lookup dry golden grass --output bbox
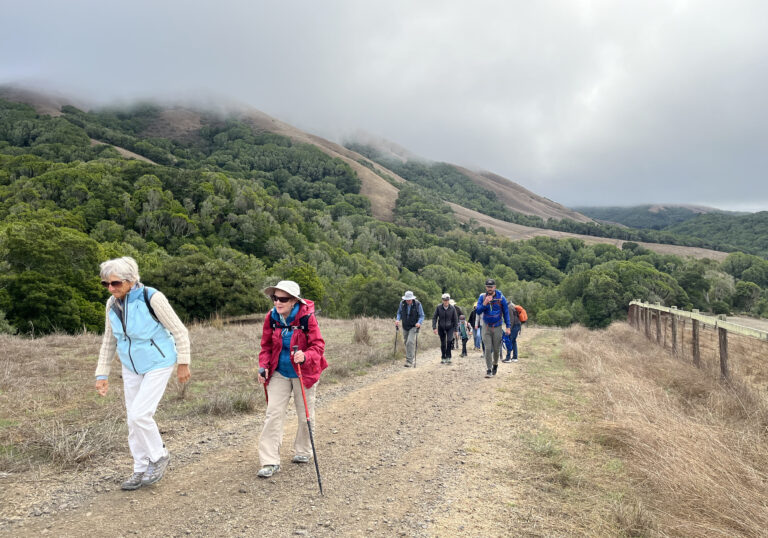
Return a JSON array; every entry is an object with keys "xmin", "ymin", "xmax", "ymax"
[
  {"xmin": 562, "ymin": 323, "xmax": 768, "ymax": 536},
  {"xmin": 0, "ymin": 316, "xmax": 439, "ymax": 472}
]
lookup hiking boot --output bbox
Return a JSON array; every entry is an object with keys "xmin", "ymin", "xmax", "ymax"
[
  {"xmin": 141, "ymin": 453, "xmax": 170, "ymax": 486},
  {"xmin": 404, "ymin": 362, "xmax": 412, "ymax": 367},
  {"xmin": 501, "ymin": 358, "xmax": 512, "ymax": 363},
  {"xmin": 492, "ymin": 364, "xmax": 498, "ymax": 376},
  {"xmin": 445, "ymin": 359, "xmax": 452, "ymax": 365},
  {"xmin": 121, "ymin": 472, "xmax": 144, "ymax": 491},
  {"xmin": 257, "ymin": 464, "xmax": 280, "ymax": 478},
  {"xmin": 292, "ymin": 454, "xmax": 310, "ymax": 464},
  {"xmin": 485, "ymin": 370, "xmax": 492, "ymax": 378}
]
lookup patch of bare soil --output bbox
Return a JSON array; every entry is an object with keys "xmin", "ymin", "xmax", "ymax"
[
  {"xmin": 89, "ymin": 139, "xmax": 158, "ymax": 164},
  {"xmin": 1, "ymin": 328, "xmax": 629, "ymax": 537}
]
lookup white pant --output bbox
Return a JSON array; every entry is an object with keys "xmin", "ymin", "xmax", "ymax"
[
  {"xmin": 122, "ymin": 364, "xmax": 173, "ymax": 472},
  {"xmin": 259, "ymin": 372, "xmax": 317, "ymax": 466}
]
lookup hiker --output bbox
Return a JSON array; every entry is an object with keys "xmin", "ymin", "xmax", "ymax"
[
  {"xmin": 432, "ymin": 293, "xmax": 459, "ymax": 364},
  {"xmin": 458, "ymin": 314, "xmax": 471, "ymax": 357},
  {"xmin": 256, "ymin": 280, "xmax": 327, "ymax": 479},
  {"xmin": 94, "ymin": 256, "xmax": 191, "ymax": 490},
  {"xmin": 476, "ymin": 278, "xmax": 511, "ymax": 378},
  {"xmin": 468, "ymin": 305, "xmax": 482, "ymax": 351},
  {"xmin": 450, "ymin": 300, "xmax": 464, "ymax": 349},
  {"xmin": 395, "ymin": 290, "xmax": 425, "ymax": 367},
  {"xmin": 502, "ymin": 302, "xmax": 523, "ymax": 363}
]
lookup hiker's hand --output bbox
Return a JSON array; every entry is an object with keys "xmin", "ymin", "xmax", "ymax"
[
  {"xmin": 433, "ymin": 328, "xmax": 437, "ymax": 335},
  {"xmin": 257, "ymin": 368, "xmax": 268, "ymax": 385},
  {"xmin": 415, "ymin": 322, "xmax": 421, "ymax": 328},
  {"xmin": 505, "ymin": 327, "xmax": 511, "ymax": 336},
  {"xmin": 483, "ymin": 294, "xmax": 492, "ymax": 305},
  {"xmin": 293, "ymin": 350, "xmax": 305, "ymax": 364},
  {"xmin": 95, "ymin": 379, "xmax": 109, "ymax": 397},
  {"xmin": 394, "ymin": 320, "xmax": 399, "ymax": 327},
  {"xmin": 177, "ymin": 364, "xmax": 191, "ymax": 384}
]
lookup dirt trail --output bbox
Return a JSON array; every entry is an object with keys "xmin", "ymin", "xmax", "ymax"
[{"xmin": 5, "ymin": 329, "xmax": 590, "ymax": 537}]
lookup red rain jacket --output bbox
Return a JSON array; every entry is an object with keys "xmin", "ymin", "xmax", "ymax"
[{"xmin": 259, "ymin": 299, "xmax": 327, "ymax": 389}]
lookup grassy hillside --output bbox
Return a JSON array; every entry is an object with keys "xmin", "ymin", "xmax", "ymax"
[{"xmin": 345, "ymin": 142, "xmax": 738, "ymax": 253}]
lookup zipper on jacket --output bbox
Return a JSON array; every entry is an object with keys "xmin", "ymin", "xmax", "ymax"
[{"xmin": 150, "ymin": 338, "xmax": 166, "ymax": 358}]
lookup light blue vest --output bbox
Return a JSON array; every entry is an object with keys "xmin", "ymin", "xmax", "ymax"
[{"xmin": 108, "ymin": 285, "xmax": 177, "ymax": 374}]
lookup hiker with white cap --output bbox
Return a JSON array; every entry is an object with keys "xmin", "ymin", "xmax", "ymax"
[
  {"xmin": 256, "ymin": 280, "xmax": 327, "ymax": 479},
  {"xmin": 395, "ymin": 290, "xmax": 424, "ymax": 367},
  {"xmin": 432, "ymin": 293, "xmax": 459, "ymax": 364}
]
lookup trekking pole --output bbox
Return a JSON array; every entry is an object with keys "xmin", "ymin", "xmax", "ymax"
[
  {"xmin": 413, "ymin": 328, "xmax": 419, "ymax": 368},
  {"xmin": 293, "ymin": 346, "xmax": 323, "ymax": 495},
  {"xmin": 392, "ymin": 325, "xmax": 399, "ymax": 365}
]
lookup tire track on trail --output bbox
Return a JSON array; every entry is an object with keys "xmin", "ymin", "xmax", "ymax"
[{"xmin": 11, "ymin": 342, "xmax": 529, "ymax": 537}]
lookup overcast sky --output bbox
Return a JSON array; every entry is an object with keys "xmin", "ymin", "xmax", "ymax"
[{"xmin": 2, "ymin": 0, "xmax": 767, "ymax": 211}]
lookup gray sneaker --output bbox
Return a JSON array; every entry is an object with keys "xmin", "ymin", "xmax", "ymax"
[
  {"xmin": 257, "ymin": 464, "xmax": 281, "ymax": 478},
  {"xmin": 292, "ymin": 454, "xmax": 310, "ymax": 464},
  {"xmin": 121, "ymin": 471, "xmax": 144, "ymax": 490},
  {"xmin": 485, "ymin": 370, "xmax": 492, "ymax": 378},
  {"xmin": 141, "ymin": 453, "xmax": 170, "ymax": 486}
]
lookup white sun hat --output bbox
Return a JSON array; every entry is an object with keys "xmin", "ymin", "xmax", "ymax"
[{"xmin": 263, "ymin": 280, "xmax": 307, "ymax": 305}]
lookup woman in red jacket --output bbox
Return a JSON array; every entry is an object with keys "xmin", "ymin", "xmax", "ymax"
[{"xmin": 256, "ymin": 280, "xmax": 327, "ymax": 478}]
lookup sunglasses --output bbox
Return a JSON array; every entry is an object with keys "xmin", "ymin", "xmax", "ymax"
[
  {"xmin": 101, "ymin": 280, "xmax": 126, "ymax": 288},
  {"xmin": 271, "ymin": 295, "xmax": 293, "ymax": 303}
]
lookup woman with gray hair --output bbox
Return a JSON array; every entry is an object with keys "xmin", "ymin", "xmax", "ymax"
[{"xmin": 94, "ymin": 256, "xmax": 191, "ymax": 490}]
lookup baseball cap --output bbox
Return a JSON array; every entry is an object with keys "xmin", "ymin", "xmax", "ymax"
[
  {"xmin": 485, "ymin": 278, "xmax": 496, "ymax": 286},
  {"xmin": 441, "ymin": 293, "xmax": 450, "ymax": 300}
]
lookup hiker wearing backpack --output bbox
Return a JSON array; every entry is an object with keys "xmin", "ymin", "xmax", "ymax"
[
  {"xmin": 450, "ymin": 299, "xmax": 463, "ymax": 349},
  {"xmin": 256, "ymin": 280, "xmax": 327, "ymax": 479},
  {"xmin": 468, "ymin": 305, "xmax": 482, "ymax": 351},
  {"xmin": 476, "ymin": 278, "xmax": 511, "ymax": 378},
  {"xmin": 395, "ymin": 290, "xmax": 425, "ymax": 368},
  {"xmin": 502, "ymin": 303, "xmax": 525, "ymax": 363},
  {"xmin": 94, "ymin": 256, "xmax": 191, "ymax": 491},
  {"xmin": 458, "ymin": 314, "xmax": 471, "ymax": 357},
  {"xmin": 432, "ymin": 293, "xmax": 459, "ymax": 364}
]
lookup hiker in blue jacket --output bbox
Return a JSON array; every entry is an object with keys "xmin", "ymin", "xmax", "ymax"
[{"xmin": 476, "ymin": 278, "xmax": 511, "ymax": 378}]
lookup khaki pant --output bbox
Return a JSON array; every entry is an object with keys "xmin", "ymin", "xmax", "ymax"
[
  {"xmin": 259, "ymin": 372, "xmax": 317, "ymax": 466},
  {"xmin": 402, "ymin": 327, "xmax": 419, "ymax": 364},
  {"xmin": 482, "ymin": 324, "xmax": 504, "ymax": 371}
]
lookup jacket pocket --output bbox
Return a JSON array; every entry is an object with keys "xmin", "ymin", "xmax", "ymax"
[{"xmin": 150, "ymin": 338, "xmax": 167, "ymax": 358}]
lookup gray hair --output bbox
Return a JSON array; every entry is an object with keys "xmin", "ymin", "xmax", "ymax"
[{"xmin": 99, "ymin": 256, "xmax": 140, "ymax": 283}]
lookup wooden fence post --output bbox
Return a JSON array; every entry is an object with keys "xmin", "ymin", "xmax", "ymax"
[
  {"xmin": 656, "ymin": 309, "xmax": 662, "ymax": 345},
  {"xmin": 718, "ymin": 326, "xmax": 729, "ymax": 379},
  {"xmin": 644, "ymin": 307, "xmax": 651, "ymax": 338},
  {"xmin": 671, "ymin": 310, "xmax": 678, "ymax": 356},
  {"xmin": 692, "ymin": 318, "xmax": 700, "ymax": 367},
  {"xmin": 680, "ymin": 319, "xmax": 685, "ymax": 357}
]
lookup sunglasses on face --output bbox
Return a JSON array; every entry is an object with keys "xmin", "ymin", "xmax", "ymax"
[
  {"xmin": 101, "ymin": 280, "xmax": 126, "ymax": 288},
  {"xmin": 271, "ymin": 295, "xmax": 292, "ymax": 303}
]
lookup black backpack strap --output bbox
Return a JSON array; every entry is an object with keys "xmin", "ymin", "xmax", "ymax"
[
  {"xmin": 143, "ymin": 286, "xmax": 159, "ymax": 323},
  {"xmin": 298, "ymin": 314, "xmax": 312, "ymax": 335},
  {"xmin": 270, "ymin": 313, "xmax": 312, "ymax": 335}
]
